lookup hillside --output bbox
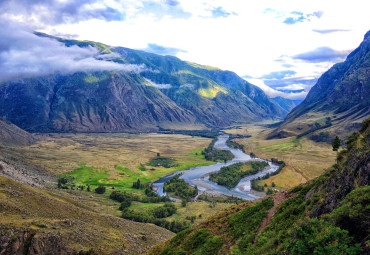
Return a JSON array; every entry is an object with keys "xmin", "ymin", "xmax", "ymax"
[
  {"xmin": 151, "ymin": 117, "xmax": 370, "ymax": 254},
  {"xmin": 271, "ymin": 97, "xmax": 296, "ymax": 113},
  {"xmin": 270, "ymin": 31, "xmax": 370, "ymax": 140},
  {"xmin": 0, "ymin": 118, "xmax": 36, "ymax": 146},
  {"xmin": 0, "ymin": 33, "xmax": 287, "ymax": 132}
]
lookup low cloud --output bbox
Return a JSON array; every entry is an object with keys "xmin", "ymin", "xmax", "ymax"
[
  {"xmin": 144, "ymin": 78, "xmax": 172, "ymax": 89},
  {"xmin": 292, "ymin": 47, "xmax": 351, "ymax": 63},
  {"xmin": 142, "ymin": 43, "xmax": 187, "ymax": 56},
  {"xmin": 0, "ymin": 21, "xmax": 146, "ymax": 82},
  {"xmin": 312, "ymin": 29, "xmax": 351, "ymax": 34},
  {"xmin": 247, "ymin": 78, "xmax": 308, "ymax": 100},
  {"xmin": 0, "ymin": 0, "xmax": 124, "ymax": 25}
]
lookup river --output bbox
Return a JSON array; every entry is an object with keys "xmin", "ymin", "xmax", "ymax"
[{"xmin": 152, "ymin": 135, "xmax": 279, "ymax": 200}]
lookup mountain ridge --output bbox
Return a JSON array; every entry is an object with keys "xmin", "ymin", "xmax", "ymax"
[
  {"xmin": 269, "ymin": 30, "xmax": 370, "ymax": 140},
  {"xmin": 0, "ymin": 33, "xmax": 287, "ymax": 132}
]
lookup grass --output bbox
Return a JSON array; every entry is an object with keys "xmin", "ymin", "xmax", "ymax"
[
  {"xmin": 0, "ymin": 175, "xmax": 174, "ymax": 254},
  {"xmin": 223, "ymin": 123, "xmax": 336, "ymax": 190}
]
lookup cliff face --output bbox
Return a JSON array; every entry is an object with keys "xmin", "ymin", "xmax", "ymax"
[
  {"xmin": 0, "ymin": 34, "xmax": 288, "ymax": 133},
  {"xmin": 151, "ymin": 118, "xmax": 370, "ymax": 255},
  {"xmin": 270, "ymin": 31, "xmax": 370, "ymax": 139}
]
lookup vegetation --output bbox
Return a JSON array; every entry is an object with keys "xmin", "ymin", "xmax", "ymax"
[
  {"xmin": 202, "ymin": 138, "xmax": 234, "ymax": 162},
  {"xmin": 296, "ymin": 117, "xmax": 332, "ymax": 139},
  {"xmin": 209, "ymin": 161, "xmax": 269, "ymax": 189},
  {"xmin": 197, "ymin": 193, "xmax": 246, "ymax": 204},
  {"xmin": 94, "ymin": 186, "xmax": 106, "ymax": 194},
  {"xmin": 251, "ymin": 159, "xmax": 285, "ymax": 192},
  {"xmin": 163, "ymin": 174, "xmax": 198, "ymax": 201},
  {"xmin": 148, "ymin": 157, "xmax": 177, "ymax": 168},
  {"xmin": 226, "ymin": 138, "xmax": 245, "ymax": 152},
  {"xmin": 152, "ymin": 118, "xmax": 370, "ymax": 255},
  {"xmin": 121, "ymin": 203, "xmax": 189, "ymax": 233}
]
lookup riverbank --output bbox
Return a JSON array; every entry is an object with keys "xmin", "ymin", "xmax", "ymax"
[{"xmin": 153, "ymin": 135, "xmax": 280, "ymax": 201}]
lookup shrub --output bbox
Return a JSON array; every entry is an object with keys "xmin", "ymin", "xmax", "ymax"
[{"xmin": 94, "ymin": 186, "xmax": 106, "ymax": 194}]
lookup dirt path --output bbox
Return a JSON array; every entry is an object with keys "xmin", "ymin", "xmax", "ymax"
[{"xmin": 254, "ymin": 191, "xmax": 293, "ymax": 241}]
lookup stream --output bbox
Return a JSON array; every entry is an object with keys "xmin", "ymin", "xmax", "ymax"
[{"xmin": 152, "ymin": 135, "xmax": 279, "ymax": 200}]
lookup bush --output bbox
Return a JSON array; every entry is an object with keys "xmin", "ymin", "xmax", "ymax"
[
  {"xmin": 287, "ymin": 218, "xmax": 361, "ymax": 254},
  {"xmin": 94, "ymin": 186, "xmax": 106, "ymax": 194}
]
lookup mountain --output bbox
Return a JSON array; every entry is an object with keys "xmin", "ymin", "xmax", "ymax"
[
  {"xmin": 150, "ymin": 118, "xmax": 370, "ymax": 254},
  {"xmin": 271, "ymin": 96, "xmax": 296, "ymax": 113},
  {"xmin": 0, "ymin": 118, "xmax": 36, "ymax": 146},
  {"xmin": 0, "ymin": 33, "xmax": 287, "ymax": 133},
  {"xmin": 269, "ymin": 31, "xmax": 370, "ymax": 139}
]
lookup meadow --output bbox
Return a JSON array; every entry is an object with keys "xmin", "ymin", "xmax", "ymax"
[{"xmin": 224, "ymin": 123, "xmax": 336, "ymax": 190}]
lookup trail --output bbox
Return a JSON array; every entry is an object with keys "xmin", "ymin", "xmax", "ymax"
[{"xmin": 254, "ymin": 191, "xmax": 293, "ymax": 241}]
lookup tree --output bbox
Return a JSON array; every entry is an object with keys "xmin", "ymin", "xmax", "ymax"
[{"xmin": 332, "ymin": 136, "xmax": 341, "ymax": 152}]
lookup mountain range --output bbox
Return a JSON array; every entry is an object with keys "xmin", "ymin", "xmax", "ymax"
[
  {"xmin": 270, "ymin": 30, "xmax": 370, "ymax": 140},
  {"xmin": 0, "ymin": 33, "xmax": 288, "ymax": 133}
]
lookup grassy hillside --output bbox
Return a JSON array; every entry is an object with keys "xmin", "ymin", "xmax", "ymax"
[
  {"xmin": 0, "ymin": 175, "xmax": 174, "ymax": 254},
  {"xmin": 152, "ymin": 118, "xmax": 370, "ymax": 254}
]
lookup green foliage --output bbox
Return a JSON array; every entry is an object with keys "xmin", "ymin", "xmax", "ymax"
[
  {"xmin": 94, "ymin": 186, "xmax": 106, "ymax": 194},
  {"xmin": 226, "ymin": 138, "xmax": 245, "ymax": 152},
  {"xmin": 332, "ymin": 136, "xmax": 341, "ymax": 151},
  {"xmin": 331, "ymin": 186, "xmax": 370, "ymax": 242},
  {"xmin": 209, "ymin": 161, "xmax": 268, "ymax": 189},
  {"xmin": 202, "ymin": 138, "xmax": 234, "ymax": 162},
  {"xmin": 164, "ymin": 174, "xmax": 198, "ymax": 200},
  {"xmin": 148, "ymin": 157, "xmax": 177, "ymax": 168},
  {"xmin": 286, "ymin": 218, "xmax": 361, "ymax": 254},
  {"xmin": 121, "ymin": 203, "xmax": 188, "ymax": 233}
]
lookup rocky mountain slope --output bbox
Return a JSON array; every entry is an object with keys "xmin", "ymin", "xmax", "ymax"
[
  {"xmin": 151, "ymin": 117, "xmax": 370, "ymax": 254},
  {"xmin": 0, "ymin": 118, "xmax": 36, "ymax": 146},
  {"xmin": 270, "ymin": 31, "xmax": 370, "ymax": 140},
  {"xmin": 271, "ymin": 96, "xmax": 296, "ymax": 113},
  {"xmin": 0, "ymin": 33, "xmax": 287, "ymax": 132}
]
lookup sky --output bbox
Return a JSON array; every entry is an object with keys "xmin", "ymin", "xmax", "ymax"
[{"xmin": 0, "ymin": 0, "xmax": 369, "ymax": 100}]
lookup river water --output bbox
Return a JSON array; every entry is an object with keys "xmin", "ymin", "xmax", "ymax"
[{"xmin": 152, "ymin": 135, "xmax": 279, "ymax": 200}]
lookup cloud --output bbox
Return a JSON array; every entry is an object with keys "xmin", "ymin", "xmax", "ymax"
[
  {"xmin": 211, "ymin": 7, "xmax": 232, "ymax": 18},
  {"xmin": 260, "ymin": 70, "xmax": 296, "ymax": 79},
  {"xmin": 141, "ymin": 1, "xmax": 191, "ymax": 20},
  {"xmin": 292, "ymin": 47, "xmax": 351, "ymax": 63},
  {"xmin": 283, "ymin": 10, "xmax": 323, "ymax": 25},
  {"xmin": 144, "ymin": 78, "xmax": 172, "ymax": 89},
  {"xmin": 0, "ymin": 21, "xmax": 146, "ymax": 82},
  {"xmin": 247, "ymin": 78, "xmax": 308, "ymax": 100},
  {"xmin": 165, "ymin": 0, "xmax": 180, "ymax": 7},
  {"xmin": 142, "ymin": 43, "xmax": 187, "ymax": 56},
  {"xmin": 312, "ymin": 29, "xmax": 351, "ymax": 34},
  {"xmin": 0, "ymin": 0, "xmax": 124, "ymax": 26},
  {"xmin": 263, "ymin": 77, "xmax": 318, "ymax": 88}
]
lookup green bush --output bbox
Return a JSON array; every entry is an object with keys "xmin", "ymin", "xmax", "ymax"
[
  {"xmin": 287, "ymin": 218, "xmax": 361, "ymax": 254},
  {"xmin": 94, "ymin": 186, "xmax": 106, "ymax": 194}
]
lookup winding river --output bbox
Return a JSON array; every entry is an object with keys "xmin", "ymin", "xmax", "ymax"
[{"xmin": 152, "ymin": 135, "xmax": 279, "ymax": 200}]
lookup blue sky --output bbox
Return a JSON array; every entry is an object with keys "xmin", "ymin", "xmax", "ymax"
[{"xmin": 1, "ymin": 0, "xmax": 369, "ymax": 100}]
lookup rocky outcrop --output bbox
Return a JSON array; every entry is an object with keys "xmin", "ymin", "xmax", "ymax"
[{"xmin": 0, "ymin": 230, "xmax": 71, "ymax": 255}]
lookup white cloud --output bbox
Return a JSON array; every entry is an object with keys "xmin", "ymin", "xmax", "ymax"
[
  {"xmin": 248, "ymin": 79, "xmax": 308, "ymax": 100},
  {"xmin": 1, "ymin": 0, "xmax": 369, "ymax": 100},
  {"xmin": 0, "ymin": 21, "xmax": 147, "ymax": 82},
  {"xmin": 144, "ymin": 78, "xmax": 172, "ymax": 89}
]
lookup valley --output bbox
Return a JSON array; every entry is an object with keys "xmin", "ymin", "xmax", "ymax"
[{"xmin": 0, "ymin": 19, "xmax": 368, "ymax": 254}]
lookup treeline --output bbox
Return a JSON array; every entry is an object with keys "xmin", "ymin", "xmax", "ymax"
[
  {"xmin": 202, "ymin": 138, "xmax": 234, "ymax": 162},
  {"xmin": 226, "ymin": 138, "xmax": 245, "ymax": 152},
  {"xmin": 209, "ymin": 161, "xmax": 269, "ymax": 189},
  {"xmin": 297, "ymin": 117, "xmax": 332, "ymax": 139},
  {"xmin": 110, "ymin": 188, "xmax": 171, "ymax": 210},
  {"xmin": 197, "ymin": 193, "xmax": 246, "ymax": 204},
  {"xmin": 163, "ymin": 174, "xmax": 198, "ymax": 201},
  {"xmin": 121, "ymin": 203, "xmax": 189, "ymax": 233},
  {"xmin": 251, "ymin": 158, "xmax": 286, "ymax": 192},
  {"xmin": 158, "ymin": 129, "xmax": 219, "ymax": 138}
]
